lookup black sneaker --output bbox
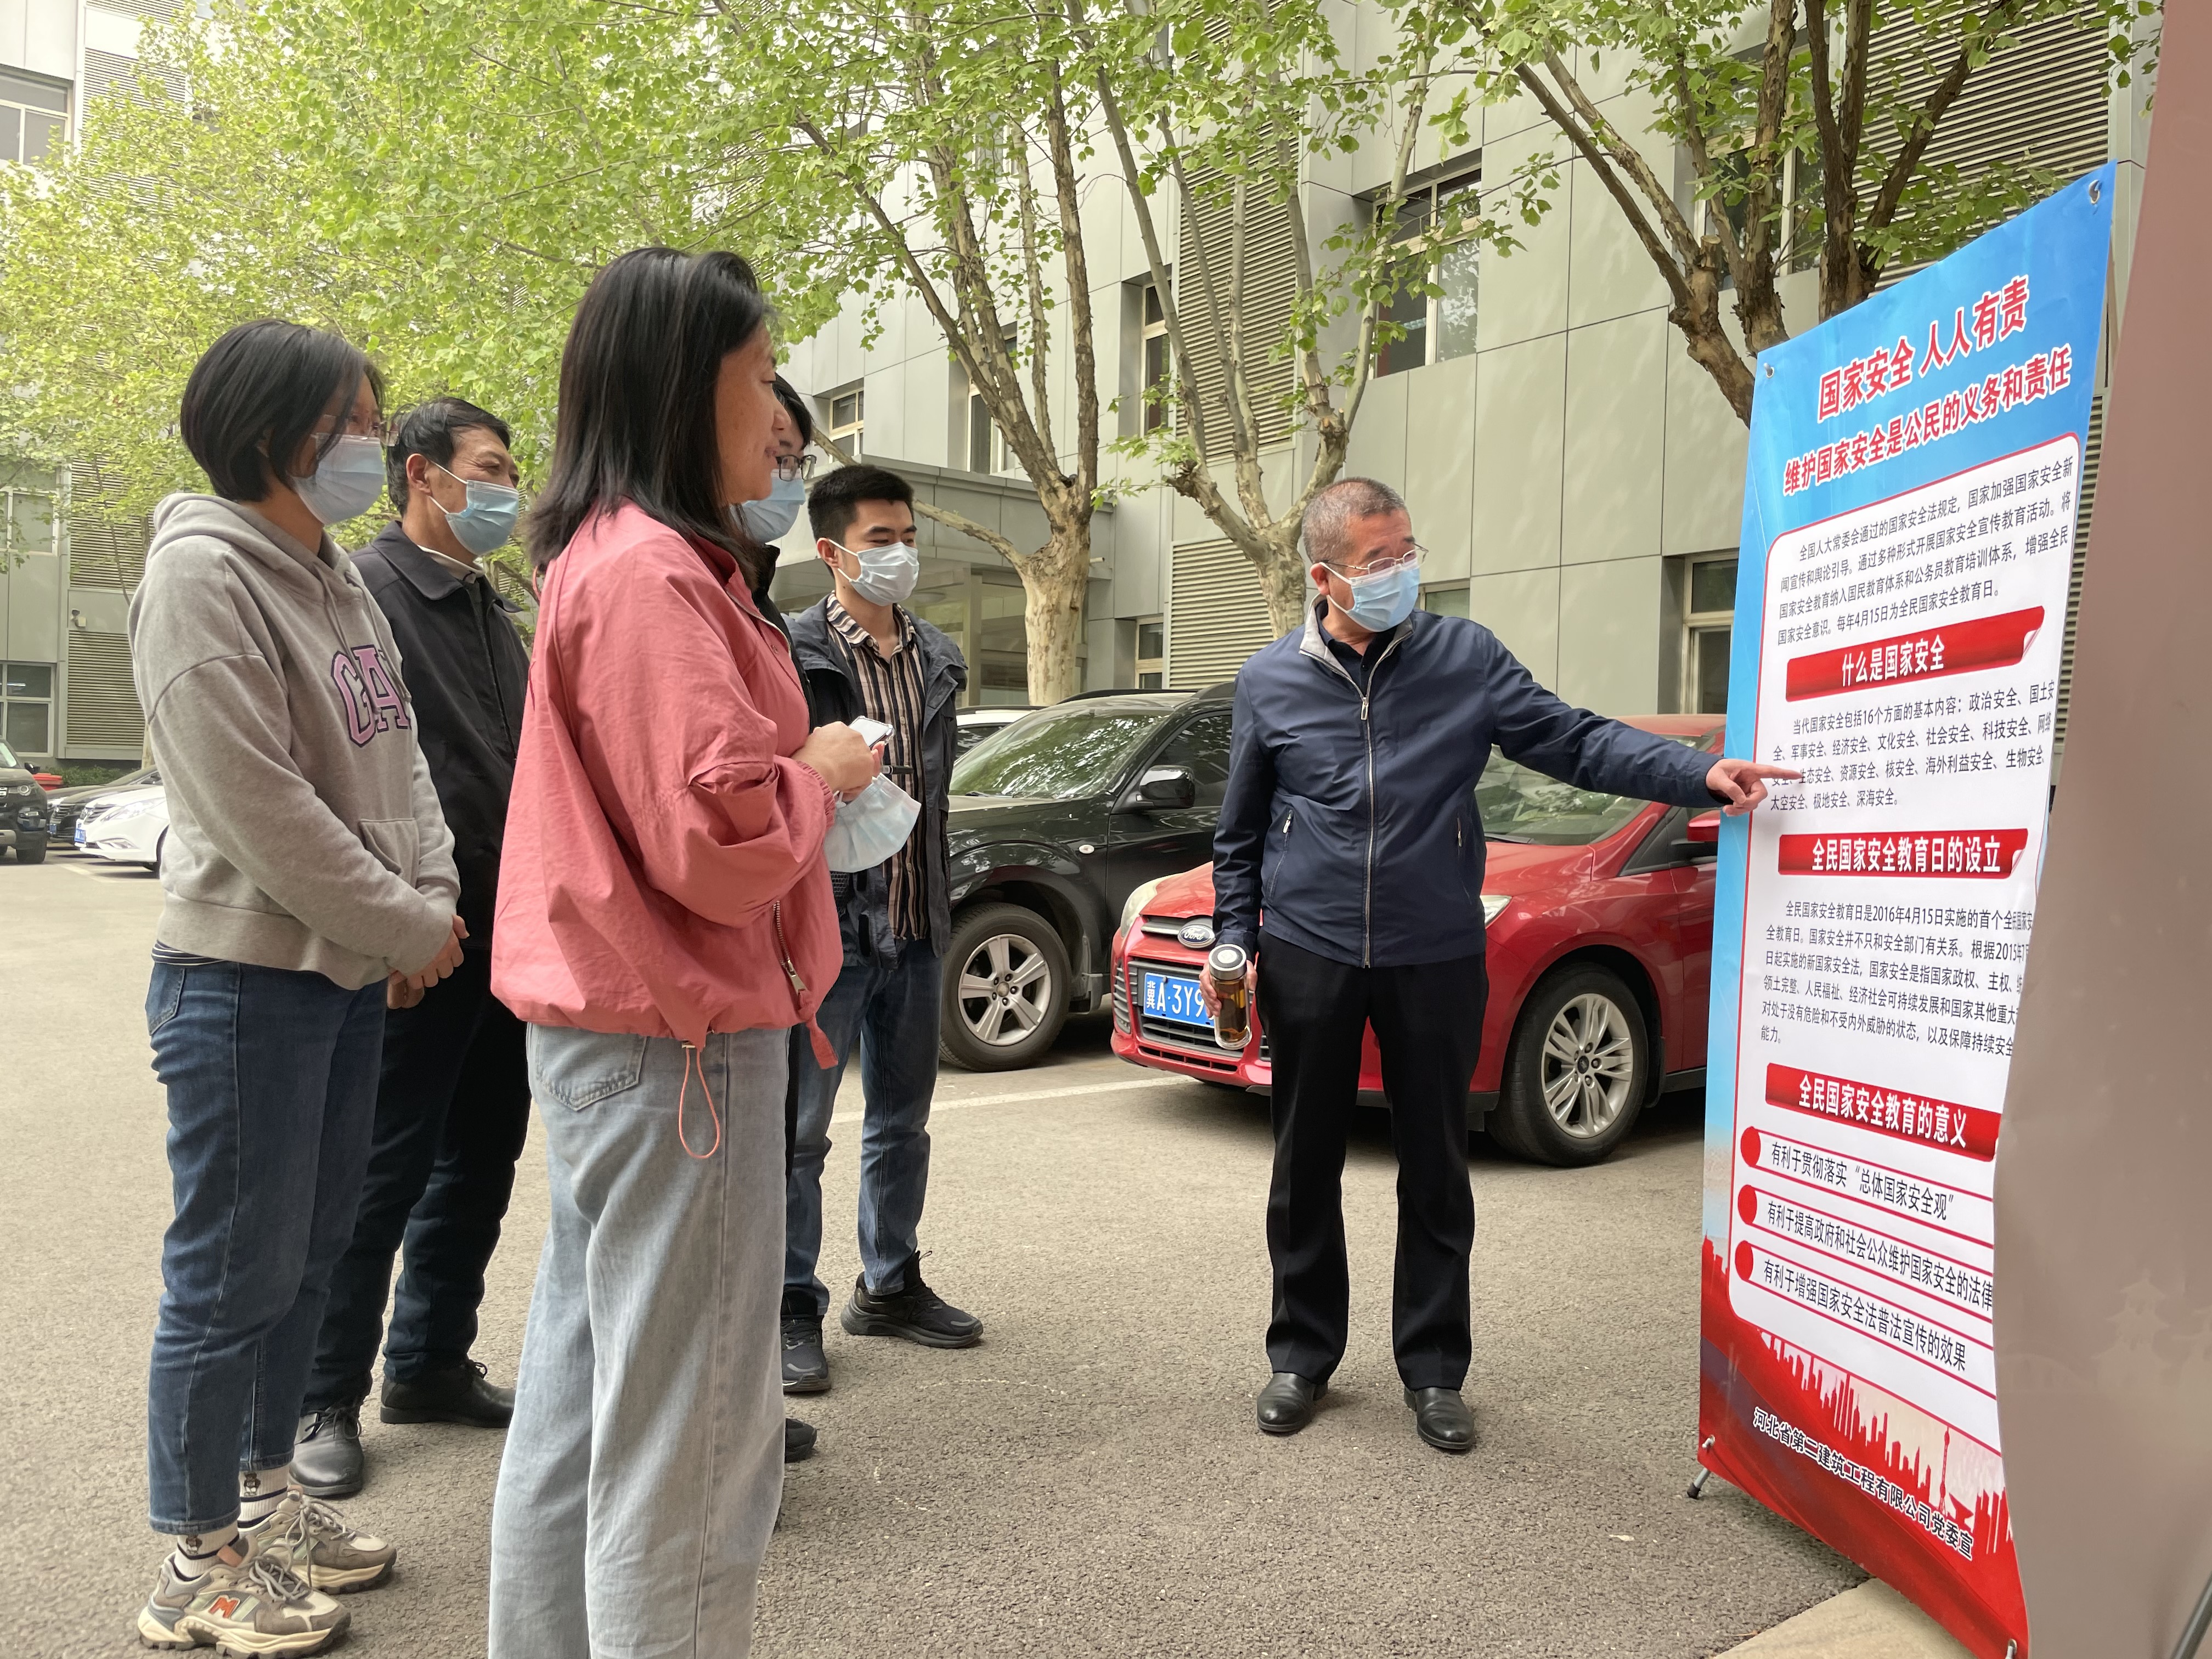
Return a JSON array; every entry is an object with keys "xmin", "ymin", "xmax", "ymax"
[
  {"xmin": 379, "ymin": 1359, "xmax": 514, "ymax": 1429},
  {"xmin": 291, "ymin": 1402, "xmax": 365, "ymax": 1499},
  {"xmin": 782, "ymin": 1315, "xmax": 830, "ymax": 1394},
  {"xmin": 783, "ymin": 1418, "xmax": 817, "ymax": 1463},
  {"xmin": 838, "ymin": 1257, "xmax": 983, "ymax": 1350}
]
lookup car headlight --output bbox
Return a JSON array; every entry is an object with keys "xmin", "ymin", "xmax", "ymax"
[
  {"xmin": 101, "ymin": 798, "xmax": 160, "ymax": 825},
  {"xmin": 1120, "ymin": 877, "xmax": 1167, "ymax": 936},
  {"xmin": 1481, "ymin": 894, "xmax": 1511, "ymax": 927}
]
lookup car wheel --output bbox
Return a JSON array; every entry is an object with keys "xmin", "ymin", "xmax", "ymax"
[
  {"xmin": 14, "ymin": 832, "xmax": 47, "ymax": 865},
  {"xmin": 940, "ymin": 902, "xmax": 1071, "ymax": 1072},
  {"xmin": 1490, "ymin": 964, "xmax": 1650, "ymax": 1167}
]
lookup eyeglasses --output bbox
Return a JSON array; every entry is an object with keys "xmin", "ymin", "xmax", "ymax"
[
  {"xmin": 1324, "ymin": 542, "xmax": 1426, "ymax": 580},
  {"xmin": 774, "ymin": 453, "xmax": 819, "ymax": 483},
  {"xmin": 313, "ymin": 415, "xmax": 393, "ymax": 445}
]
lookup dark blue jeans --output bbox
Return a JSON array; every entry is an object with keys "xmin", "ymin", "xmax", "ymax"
[
  {"xmin": 144, "ymin": 958, "xmax": 385, "ymax": 1533},
  {"xmin": 784, "ymin": 940, "xmax": 943, "ymax": 1319},
  {"xmin": 305, "ymin": 950, "xmax": 532, "ymax": 1410}
]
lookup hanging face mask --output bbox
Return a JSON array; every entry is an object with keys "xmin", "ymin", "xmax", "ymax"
[
  {"xmin": 432, "ymin": 462, "xmax": 522, "ymax": 556},
  {"xmin": 291, "ymin": 434, "xmax": 386, "ymax": 527},
  {"xmin": 1334, "ymin": 561, "xmax": 1421, "ymax": 632},
  {"xmin": 830, "ymin": 539, "xmax": 921, "ymax": 606},
  {"xmin": 822, "ymin": 775, "xmax": 921, "ymax": 873},
  {"xmin": 738, "ymin": 472, "xmax": 808, "ymax": 543}
]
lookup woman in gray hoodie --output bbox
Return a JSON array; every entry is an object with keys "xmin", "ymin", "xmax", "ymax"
[{"xmin": 127, "ymin": 320, "xmax": 466, "ymax": 1657}]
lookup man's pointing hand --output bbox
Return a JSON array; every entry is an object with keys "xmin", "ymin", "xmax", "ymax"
[{"xmin": 1706, "ymin": 758, "xmax": 1803, "ymax": 815}]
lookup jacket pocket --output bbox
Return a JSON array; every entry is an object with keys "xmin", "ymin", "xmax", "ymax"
[
  {"xmin": 358, "ymin": 817, "xmax": 421, "ymax": 889},
  {"xmin": 531, "ymin": 1030, "xmax": 649, "ymax": 1113}
]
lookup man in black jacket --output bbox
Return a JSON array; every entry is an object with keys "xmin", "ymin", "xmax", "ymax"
[
  {"xmin": 292, "ymin": 399, "xmax": 532, "ymax": 1496},
  {"xmin": 1205, "ymin": 477, "xmax": 1795, "ymax": 1454},
  {"xmin": 780, "ymin": 464, "xmax": 978, "ymax": 1397}
]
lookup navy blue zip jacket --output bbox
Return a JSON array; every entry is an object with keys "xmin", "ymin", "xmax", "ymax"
[{"xmin": 1214, "ymin": 601, "xmax": 1723, "ymax": 968}]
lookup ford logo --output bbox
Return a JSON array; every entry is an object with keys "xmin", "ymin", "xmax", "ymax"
[{"xmin": 1177, "ymin": 917, "xmax": 1216, "ymax": 949}]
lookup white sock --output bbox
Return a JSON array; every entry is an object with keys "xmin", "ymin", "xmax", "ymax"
[
  {"xmin": 170, "ymin": 1525, "xmax": 239, "ymax": 1581},
  {"xmin": 238, "ymin": 1466, "xmax": 291, "ymax": 1526}
]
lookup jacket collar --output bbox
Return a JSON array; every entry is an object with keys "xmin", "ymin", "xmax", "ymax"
[
  {"xmin": 791, "ymin": 597, "xmax": 967, "ymax": 698},
  {"xmin": 1299, "ymin": 595, "xmax": 1416, "ymax": 668},
  {"xmin": 363, "ymin": 521, "xmax": 522, "ymax": 612}
]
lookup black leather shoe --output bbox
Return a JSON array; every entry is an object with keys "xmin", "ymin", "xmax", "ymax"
[
  {"xmin": 782, "ymin": 1316, "xmax": 830, "ymax": 1394},
  {"xmin": 1404, "ymin": 1387, "xmax": 1476, "ymax": 1454},
  {"xmin": 784, "ymin": 1418, "xmax": 817, "ymax": 1463},
  {"xmin": 380, "ymin": 1359, "xmax": 515, "ymax": 1429},
  {"xmin": 1256, "ymin": 1373, "xmax": 1325, "ymax": 1436},
  {"xmin": 839, "ymin": 1258, "xmax": 982, "ymax": 1350},
  {"xmin": 292, "ymin": 1402, "xmax": 365, "ymax": 1498}
]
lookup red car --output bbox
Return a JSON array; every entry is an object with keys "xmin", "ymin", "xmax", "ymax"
[{"xmin": 1109, "ymin": 717, "xmax": 1725, "ymax": 1166}]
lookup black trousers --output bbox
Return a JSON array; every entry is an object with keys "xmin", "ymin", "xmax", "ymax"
[
  {"xmin": 304, "ymin": 950, "xmax": 532, "ymax": 1409},
  {"xmin": 1256, "ymin": 934, "xmax": 1486, "ymax": 1392}
]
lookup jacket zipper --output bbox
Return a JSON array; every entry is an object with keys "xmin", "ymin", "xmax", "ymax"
[
  {"xmin": 771, "ymin": 900, "xmax": 807, "ymax": 1003},
  {"xmin": 1312, "ymin": 629, "xmax": 1406, "ymax": 967}
]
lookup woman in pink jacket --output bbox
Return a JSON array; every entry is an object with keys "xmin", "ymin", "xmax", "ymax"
[{"xmin": 487, "ymin": 248, "xmax": 876, "ymax": 1659}]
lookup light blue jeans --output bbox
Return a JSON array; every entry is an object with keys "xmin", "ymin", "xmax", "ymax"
[
  {"xmin": 784, "ymin": 941, "xmax": 943, "ymax": 1319},
  {"xmin": 489, "ymin": 1025, "xmax": 788, "ymax": 1659}
]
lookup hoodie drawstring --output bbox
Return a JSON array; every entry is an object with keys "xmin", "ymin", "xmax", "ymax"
[{"xmin": 677, "ymin": 1041, "xmax": 723, "ymax": 1160}]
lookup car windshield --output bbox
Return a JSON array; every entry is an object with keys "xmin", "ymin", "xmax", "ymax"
[
  {"xmin": 950, "ymin": 704, "xmax": 1167, "ymax": 801},
  {"xmin": 1476, "ymin": 736, "xmax": 1707, "ymax": 846}
]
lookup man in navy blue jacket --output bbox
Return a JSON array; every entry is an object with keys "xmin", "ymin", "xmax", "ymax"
[{"xmin": 1205, "ymin": 477, "xmax": 1792, "ymax": 1454}]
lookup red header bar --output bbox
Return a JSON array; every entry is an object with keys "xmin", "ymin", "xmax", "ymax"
[
  {"xmin": 1785, "ymin": 606, "xmax": 2044, "ymax": 701},
  {"xmin": 1778, "ymin": 828, "xmax": 2029, "ymax": 878},
  {"xmin": 1766, "ymin": 1063, "xmax": 1999, "ymax": 1160}
]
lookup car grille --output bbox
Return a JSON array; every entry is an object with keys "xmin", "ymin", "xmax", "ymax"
[
  {"xmin": 1136, "ymin": 1037, "xmax": 1242, "ymax": 1075},
  {"xmin": 1111, "ymin": 960, "xmax": 1130, "ymax": 1034}
]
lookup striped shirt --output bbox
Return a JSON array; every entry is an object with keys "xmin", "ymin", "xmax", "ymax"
[{"xmin": 827, "ymin": 598, "xmax": 929, "ymax": 940}]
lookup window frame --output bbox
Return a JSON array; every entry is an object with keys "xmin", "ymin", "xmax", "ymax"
[
  {"xmin": 1373, "ymin": 163, "xmax": 1482, "ymax": 379},
  {"xmin": 1139, "ymin": 284, "xmax": 1171, "ymax": 433},
  {"xmin": 0, "ymin": 659, "xmax": 57, "ymax": 757},
  {"xmin": 823, "ymin": 385, "xmax": 865, "ymax": 457},
  {"xmin": 1133, "ymin": 616, "xmax": 1165, "ymax": 690},
  {"xmin": 1682, "ymin": 553, "xmax": 1739, "ymax": 715},
  {"xmin": 0, "ymin": 68, "xmax": 70, "ymax": 168}
]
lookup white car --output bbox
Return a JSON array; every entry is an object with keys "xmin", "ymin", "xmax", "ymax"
[{"xmin": 78, "ymin": 785, "xmax": 169, "ymax": 869}]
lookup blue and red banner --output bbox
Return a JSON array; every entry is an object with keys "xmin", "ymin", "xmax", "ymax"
[{"xmin": 1700, "ymin": 167, "xmax": 2115, "ymax": 1657}]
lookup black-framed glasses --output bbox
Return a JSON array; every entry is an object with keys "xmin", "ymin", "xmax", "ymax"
[
  {"xmin": 1325, "ymin": 541, "xmax": 1426, "ymax": 580},
  {"xmin": 774, "ymin": 453, "xmax": 820, "ymax": 483}
]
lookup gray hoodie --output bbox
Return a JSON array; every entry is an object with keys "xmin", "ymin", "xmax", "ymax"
[{"xmin": 127, "ymin": 494, "xmax": 459, "ymax": 989}]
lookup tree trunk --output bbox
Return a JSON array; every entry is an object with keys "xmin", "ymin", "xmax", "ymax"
[
  {"xmin": 1013, "ymin": 521, "xmax": 1092, "ymax": 704},
  {"xmin": 1250, "ymin": 526, "xmax": 1309, "ymax": 638}
]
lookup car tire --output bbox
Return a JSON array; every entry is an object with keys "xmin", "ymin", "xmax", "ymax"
[
  {"xmin": 940, "ymin": 902, "xmax": 1071, "ymax": 1072},
  {"xmin": 1489, "ymin": 963, "xmax": 1650, "ymax": 1167},
  {"xmin": 14, "ymin": 832, "xmax": 47, "ymax": 865}
]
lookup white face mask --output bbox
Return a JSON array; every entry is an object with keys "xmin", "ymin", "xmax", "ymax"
[
  {"xmin": 830, "ymin": 539, "xmax": 921, "ymax": 606},
  {"xmin": 738, "ymin": 472, "xmax": 808, "ymax": 543},
  {"xmin": 291, "ymin": 434, "xmax": 385, "ymax": 527}
]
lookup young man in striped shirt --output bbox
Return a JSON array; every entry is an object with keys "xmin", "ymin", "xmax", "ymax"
[{"xmin": 781, "ymin": 465, "xmax": 979, "ymax": 1395}]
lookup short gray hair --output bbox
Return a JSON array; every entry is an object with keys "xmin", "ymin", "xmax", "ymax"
[{"xmin": 1301, "ymin": 477, "xmax": 1409, "ymax": 567}]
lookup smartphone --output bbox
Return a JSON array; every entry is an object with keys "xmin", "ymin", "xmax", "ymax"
[{"xmin": 849, "ymin": 716, "xmax": 892, "ymax": 748}]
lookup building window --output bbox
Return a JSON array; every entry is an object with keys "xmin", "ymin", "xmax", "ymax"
[
  {"xmin": 1375, "ymin": 165, "xmax": 1481, "ymax": 377},
  {"xmin": 967, "ymin": 336, "xmax": 1017, "ymax": 473},
  {"xmin": 1, "ymin": 662, "xmax": 54, "ymax": 755},
  {"xmin": 1684, "ymin": 555, "xmax": 1737, "ymax": 715},
  {"xmin": 1, "ymin": 464, "xmax": 57, "ymax": 559},
  {"xmin": 0, "ymin": 70, "xmax": 69, "ymax": 166},
  {"xmin": 1141, "ymin": 285, "xmax": 1171, "ymax": 433},
  {"xmin": 1420, "ymin": 583, "xmax": 1470, "ymax": 619},
  {"xmin": 1135, "ymin": 618, "xmax": 1164, "ymax": 689},
  {"xmin": 824, "ymin": 386, "xmax": 864, "ymax": 457}
]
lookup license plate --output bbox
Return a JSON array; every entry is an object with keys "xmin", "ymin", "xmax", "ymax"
[
  {"xmin": 1140, "ymin": 971, "xmax": 1209, "ymax": 1028},
  {"xmin": 74, "ymin": 824, "xmax": 84, "ymax": 845}
]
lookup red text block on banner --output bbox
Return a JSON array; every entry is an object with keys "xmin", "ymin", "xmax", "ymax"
[
  {"xmin": 1765, "ymin": 1063, "xmax": 2000, "ymax": 1160},
  {"xmin": 1779, "ymin": 828, "xmax": 2029, "ymax": 878},
  {"xmin": 1785, "ymin": 606, "xmax": 2045, "ymax": 701}
]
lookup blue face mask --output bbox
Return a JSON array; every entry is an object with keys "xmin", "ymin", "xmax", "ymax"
[
  {"xmin": 291, "ymin": 435, "xmax": 386, "ymax": 527},
  {"xmin": 738, "ymin": 472, "xmax": 808, "ymax": 543},
  {"xmin": 432, "ymin": 462, "xmax": 522, "ymax": 555},
  {"xmin": 1334, "ymin": 561, "xmax": 1421, "ymax": 632}
]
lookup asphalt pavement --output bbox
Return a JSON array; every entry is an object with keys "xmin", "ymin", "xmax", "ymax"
[{"xmin": 1, "ymin": 856, "xmax": 1860, "ymax": 1657}]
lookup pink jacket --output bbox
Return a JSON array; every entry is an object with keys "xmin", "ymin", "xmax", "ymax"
[{"xmin": 493, "ymin": 501, "xmax": 840, "ymax": 1059}]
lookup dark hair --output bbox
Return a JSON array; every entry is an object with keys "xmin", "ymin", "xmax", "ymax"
[
  {"xmin": 387, "ymin": 397, "xmax": 513, "ymax": 511},
  {"xmin": 525, "ymin": 247, "xmax": 774, "ymax": 571},
  {"xmin": 774, "ymin": 375, "xmax": 814, "ymax": 447},
  {"xmin": 806, "ymin": 463, "xmax": 915, "ymax": 547},
  {"xmin": 179, "ymin": 320, "xmax": 385, "ymax": 502}
]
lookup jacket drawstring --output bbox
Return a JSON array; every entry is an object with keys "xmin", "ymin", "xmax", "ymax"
[{"xmin": 676, "ymin": 1041, "xmax": 723, "ymax": 1160}]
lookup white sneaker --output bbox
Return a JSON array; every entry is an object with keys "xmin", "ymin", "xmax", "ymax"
[
  {"xmin": 246, "ymin": 1488, "xmax": 398, "ymax": 1593},
  {"xmin": 137, "ymin": 1530, "xmax": 348, "ymax": 1654}
]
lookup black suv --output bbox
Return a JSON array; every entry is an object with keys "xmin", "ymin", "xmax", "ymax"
[
  {"xmin": 0, "ymin": 740, "xmax": 49, "ymax": 864},
  {"xmin": 940, "ymin": 687, "xmax": 1234, "ymax": 1070}
]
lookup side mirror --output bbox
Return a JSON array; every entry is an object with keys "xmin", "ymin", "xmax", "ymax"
[
  {"xmin": 1121, "ymin": 765, "xmax": 1196, "ymax": 811},
  {"xmin": 1672, "ymin": 810, "xmax": 1722, "ymax": 862}
]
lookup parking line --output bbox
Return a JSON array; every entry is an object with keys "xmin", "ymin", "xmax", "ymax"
[{"xmin": 830, "ymin": 1073, "xmax": 1187, "ymax": 1126}]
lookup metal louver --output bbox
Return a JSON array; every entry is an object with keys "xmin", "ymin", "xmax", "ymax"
[
  {"xmin": 65, "ymin": 629, "xmax": 144, "ymax": 751},
  {"xmin": 68, "ymin": 462, "xmax": 150, "ymax": 590},
  {"xmin": 1168, "ymin": 538, "xmax": 1279, "ymax": 689},
  {"xmin": 1176, "ymin": 160, "xmax": 1300, "ymax": 460},
  {"xmin": 2052, "ymin": 392, "xmax": 2102, "ymax": 753}
]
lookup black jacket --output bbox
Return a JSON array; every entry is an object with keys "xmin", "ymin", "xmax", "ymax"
[
  {"xmin": 352, "ymin": 523, "xmax": 531, "ymax": 949},
  {"xmin": 1215, "ymin": 601, "xmax": 1721, "ymax": 968},
  {"xmin": 787, "ymin": 599, "xmax": 967, "ymax": 967}
]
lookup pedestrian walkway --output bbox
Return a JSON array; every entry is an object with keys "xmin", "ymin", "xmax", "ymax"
[{"xmin": 1720, "ymin": 1579, "xmax": 1972, "ymax": 1656}]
